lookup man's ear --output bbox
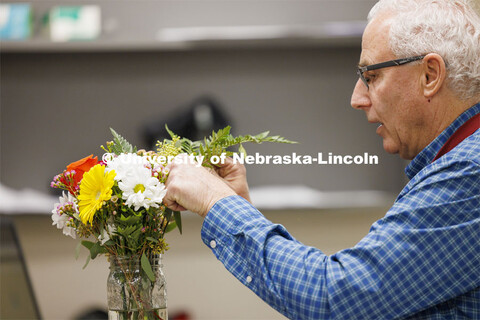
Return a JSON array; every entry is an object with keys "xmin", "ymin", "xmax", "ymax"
[{"xmin": 422, "ymin": 53, "xmax": 446, "ymax": 98}]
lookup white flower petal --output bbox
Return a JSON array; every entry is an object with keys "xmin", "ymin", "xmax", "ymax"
[
  {"xmin": 106, "ymin": 154, "xmax": 147, "ymax": 181},
  {"xmin": 51, "ymin": 191, "xmax": 78, "ymax": 237},
  {"xmin": 116, "ymin": 160, "xmax": 167, "ymax": 211}
]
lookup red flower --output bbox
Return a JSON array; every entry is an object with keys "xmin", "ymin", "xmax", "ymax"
[{"xmin": 63, "ymin": 155, "xmax": 99, "ymax": 191}]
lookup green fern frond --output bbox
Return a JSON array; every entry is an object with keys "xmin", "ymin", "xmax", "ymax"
[
  {"xmin": 110, "ymin": 128, "xmax": 136, "ymax": 154},
  {"xmin": 153, "ymin": 126, "xmax": 295, "ymax": 167}
]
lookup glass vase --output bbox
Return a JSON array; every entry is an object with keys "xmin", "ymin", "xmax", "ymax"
[{"xmin": 107, "ymin": 254, "xmax": 167, "ymax": 320}]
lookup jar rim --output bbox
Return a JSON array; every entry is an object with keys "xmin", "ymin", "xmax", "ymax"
[{"xmin": 109, "ymin": 253, "xmax": 163, "ymax": 269}]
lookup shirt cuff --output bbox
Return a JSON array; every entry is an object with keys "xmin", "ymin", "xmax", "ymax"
[{"xmin": 201, "ymin": 195, "xmax": 267, "ymax": 247}]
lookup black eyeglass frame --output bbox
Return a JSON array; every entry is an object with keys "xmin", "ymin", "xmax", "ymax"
[{"xmin": 357, "ymin": 55, "xmax": 426, "ymax": 89}]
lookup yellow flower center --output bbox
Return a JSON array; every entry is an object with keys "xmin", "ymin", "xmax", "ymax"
[
  {"xmin": 95, "ymin": 191, "xmax": 102, "ymax": 200},
  {"xmin": 134, "ymin": 184, "xmax": 146, "ymax": 193}
]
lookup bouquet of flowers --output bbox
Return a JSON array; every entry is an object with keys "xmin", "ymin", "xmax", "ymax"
[{"xmin": 50, "ymin": 126, "xmax": 293, "ymax": 319}]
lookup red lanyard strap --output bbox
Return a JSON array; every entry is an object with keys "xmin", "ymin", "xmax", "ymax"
[{"xmin": 433, "ymin": 113, "xmax": 480, "ymax": 162}]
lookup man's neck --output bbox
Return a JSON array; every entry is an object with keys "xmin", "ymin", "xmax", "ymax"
[
  {"xmin": 405, "ymin": 93, "xmax": 479, "ymax": 160},
  {"xmin": 430, "ymin": 95, "xmax": 479, "ymax": 138}
]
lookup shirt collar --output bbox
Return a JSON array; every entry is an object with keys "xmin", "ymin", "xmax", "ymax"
[{"xmin": 405, "ymin": 102, "xmax": 480, "ymax": 180}]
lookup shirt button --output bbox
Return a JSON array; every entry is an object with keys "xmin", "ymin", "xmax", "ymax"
[
  {"xmin": 246, "ymin": 276, "xmax": 253, "ymax": 283},
  {"xmin": 210, "ymin": 240, "xmax": 217, "ymax": 249}
]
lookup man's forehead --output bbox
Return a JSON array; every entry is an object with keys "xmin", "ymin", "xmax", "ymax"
[{"xmin": 359, "ymin": 14, "xmax": 394, "ymax": 66}]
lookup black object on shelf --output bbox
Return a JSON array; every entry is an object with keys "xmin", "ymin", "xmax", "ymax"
[{"xmin": 143, "ymin": 96, "xmax": 232, "ymax": 150}]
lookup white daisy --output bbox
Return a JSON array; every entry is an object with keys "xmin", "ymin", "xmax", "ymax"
[
  {"xmin": 51, "ymin": 191, "xmax": 78, "ymax": 239},
  {"xmin": 118, "ymin": 165, "xmax": 166, "ymax": 211},
  {"xmin": 106, "ymin": 153, "xmax": 147, "ymax": 181}
]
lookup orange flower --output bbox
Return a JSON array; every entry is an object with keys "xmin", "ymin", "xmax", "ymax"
[{"xmin": 66, "ymin": 154, "xmax": 98, "ymax": 187}]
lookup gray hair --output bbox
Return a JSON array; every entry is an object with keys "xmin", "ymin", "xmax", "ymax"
[{"xmin": 368, "ymin": 0, "xmax": 480, "ymax": 101}]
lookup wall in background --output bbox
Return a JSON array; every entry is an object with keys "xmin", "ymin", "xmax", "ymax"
[{"xmin": 1, "ymin": 48, "xmax": 405, "ymax": 196}]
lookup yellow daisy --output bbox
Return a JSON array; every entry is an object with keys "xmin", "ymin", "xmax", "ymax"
[{"xmin": 78, "ymin": 164, "xmax": 116, "ymax": 225}]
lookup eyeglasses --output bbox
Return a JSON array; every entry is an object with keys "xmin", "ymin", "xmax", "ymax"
[{"xmin": 357, "ymin": 55, "xmax": 426, "ymax": 90}]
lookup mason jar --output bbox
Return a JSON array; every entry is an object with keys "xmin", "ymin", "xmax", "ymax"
[{"xmin": 107, "ymin": 254, "xmax": 167, "ymax": 320}]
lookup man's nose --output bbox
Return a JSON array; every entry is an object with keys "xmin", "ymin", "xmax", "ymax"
[{"xmin": 351, "ymin": 79, "xmax": 371, "ymax": 110}]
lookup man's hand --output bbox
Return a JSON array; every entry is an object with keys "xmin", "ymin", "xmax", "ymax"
[
  {"xmin": 163, "ymin": 154, "xmax": 236, "ymax": 217},
  {"xmin": 214, "ymin": 157, "xmax": 251, "ymax": 203}
]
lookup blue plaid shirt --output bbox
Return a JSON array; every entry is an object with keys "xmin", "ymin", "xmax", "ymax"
[{"xmin": 201, "ymin": 103, "xmax": 480, "ymax": 320}]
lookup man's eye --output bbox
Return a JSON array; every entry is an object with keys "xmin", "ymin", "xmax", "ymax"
[{"xmin": 365, "ymin": 73, "xmax": 376, "ymax": 83}]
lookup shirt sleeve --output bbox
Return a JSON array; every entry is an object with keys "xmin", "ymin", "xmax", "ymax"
[{"xmin": 200, "ymin": 160, "xmax": 480, "ymax": 319}]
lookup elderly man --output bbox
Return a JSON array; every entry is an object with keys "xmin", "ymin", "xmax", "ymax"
[{"xmin": 163, "ymin": 0, "xmax": 480, "ymax": 318}]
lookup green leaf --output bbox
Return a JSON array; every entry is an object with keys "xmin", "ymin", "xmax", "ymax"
[
  {"xmin": 163, "ymin": 208, "xmax": 172, "ymax": 223},
  {"xmin": 128, "ymin": 228, "xmax": 142, "ymax": 245},
  {"xmin": 164, "ymin": 221, "xmax": 177, "ymax": 233},
  {"xmin": 91, "ymin": 243, "xmax": 107, "ymax": 259},
  {"xmin": 238, "ymin": 144, "xmax": 247, "ymax": 156},
  {"xmin": 119, "ymin": 211, "xmax": 142, "ymax": 225},
  {"xmin": 255, "ymin": 131, "xmax": 270, "ymax": 140},
  {"xmin": 180, "ymin": 139, "xmax": 193, "ymax": 154},
  {"xmin": 81, "ymin": 240, "xmax": 95, "ymax": 250},
  {"xmin": 81, "ymin": 240, "xmax": 107, "ymax": 260},
  {"xmin": 116, "ymin": 225, "xmax": 137, "ymax": 237},
  {"xmin": 173, "ymin": 211, "xmax": 182, "ymax": 234},
  {"xmin": 165, "ymin": 125, "xmax": 177, "ymax": 140},
  {"xmin": 110, "ymin": 128, "xmax": 135, "ymax": 154},
  {"xmin": 75, "ymin": 241, "xmax": 82, "ymax": 260},
  {"xmin": 82, "ymin": 254, "xmax": 91, "ymax": 269},
  {"xmin": 103, "ymin": 240, "xmax": 115, "ymax": 246},
  {"xmin": 146, "ymin": 237, "xmax": 158, "ymax": 243},
  {"xmin": 264, "ymin": 135, "xmax": 297, "ymax": 144},
  {"xmin": 141, "ymin": 252, "xmax": 156, "ymax": 282}
]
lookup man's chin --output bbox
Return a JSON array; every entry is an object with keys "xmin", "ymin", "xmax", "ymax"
[
  {"xmin": 382, "ymin": 141, "xmax": 400, "ymax": 156},
  {"xmin": 383, "ymin": 142, "xmax": 415, "ymax": 160}
]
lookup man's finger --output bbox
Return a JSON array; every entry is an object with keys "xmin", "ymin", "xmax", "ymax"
[{"xmin": 163, "ymin": 196, "xmax": 187, "ymax": 212}]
